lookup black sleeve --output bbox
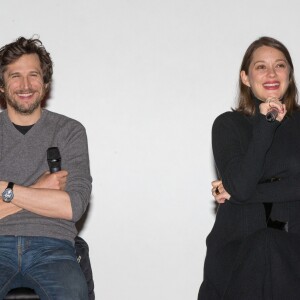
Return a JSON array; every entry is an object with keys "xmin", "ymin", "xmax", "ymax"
[
  {"xmin": 212, "ymin": 111, "xmax": 280, "ymax": 203},
  {"xmin": 249, "ymin": 175, "xmax": 300, "ymax": 203}
]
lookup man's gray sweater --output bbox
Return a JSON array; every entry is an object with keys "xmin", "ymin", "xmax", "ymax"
[{"xmin": 0, "ymin": 109, "xmax": 92, "ymax": 242}]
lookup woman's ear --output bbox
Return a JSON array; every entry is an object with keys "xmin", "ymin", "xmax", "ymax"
[{"xmin": 240, "ymin": 70, "xmax": 251, "ymax": 87}]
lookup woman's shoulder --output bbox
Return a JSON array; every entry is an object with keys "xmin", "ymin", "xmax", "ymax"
[
  {"xmin": 213, "ymin": 110, "xmax": 246, "ymax": 127},
  {"xmin": 290, "ymin": 109, "xmax": 300, "ymax": 119}
]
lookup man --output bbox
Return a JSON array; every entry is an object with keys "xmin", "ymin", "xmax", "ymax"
[{"xmin": 0, "ymin": 37, "xmax": 92, "ymax": 299}]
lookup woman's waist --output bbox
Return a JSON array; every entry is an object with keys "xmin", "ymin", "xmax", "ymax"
[{"xmin": 211, "ymin": 201, "xmax": 300, "ymax": 239}]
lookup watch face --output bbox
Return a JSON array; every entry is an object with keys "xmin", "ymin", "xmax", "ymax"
[{"xmin": 2, "ymin": 188, "xmax": 14, "ymax": 203}]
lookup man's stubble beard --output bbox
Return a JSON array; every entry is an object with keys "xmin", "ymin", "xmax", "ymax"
[{"xmin": 5, "ymin": 90, "xmax": 45, "ymax": 115}]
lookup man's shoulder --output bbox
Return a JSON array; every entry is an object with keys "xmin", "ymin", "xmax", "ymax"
[
  {"xmin": 0, "ymin": 109, "xmax": 7, "ymax": 119},
  {"xmin": 43, "ymin": 110, "xmax": 85, "ymax": 129}
]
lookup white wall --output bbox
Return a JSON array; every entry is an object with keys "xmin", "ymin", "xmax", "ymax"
[{"xmin": 1, "ymin": 1, "xmax": 300, "ymax": 299}]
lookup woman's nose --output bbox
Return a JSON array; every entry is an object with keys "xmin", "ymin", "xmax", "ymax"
[{"xmin": 267, "ymin": 66, "xmax": 276, "ymax": 77}]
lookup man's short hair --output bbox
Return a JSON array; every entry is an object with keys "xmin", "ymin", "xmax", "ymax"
[{"xmin": 0, "ymin": 36, "xmax": 53, "ymax": 104}]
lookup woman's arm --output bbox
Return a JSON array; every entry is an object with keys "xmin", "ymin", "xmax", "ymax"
[
  {"xmin": 250, "ymin": 175, "xmax": 300, "ymax": 203},
  {"xmin": 212, "ymin": 175, "xmax": 300, "ymax": 204},
  {"xmin": 213, "ymin": 111, "xmax": 280, "ymax": 203}
]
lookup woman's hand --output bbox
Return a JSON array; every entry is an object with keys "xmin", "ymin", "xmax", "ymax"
[
  {"xmin": 259, "ymin": 97, "xmax": 287, "ymax": 122},
  {"xmin": 211, "ymin": 180, "xmax": 231, "ymax": 203}
]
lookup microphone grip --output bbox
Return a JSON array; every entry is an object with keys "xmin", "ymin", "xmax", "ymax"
[
  {"xmin": 47, "ymin": 147, "xmax": 61, "ymax": 173},
  {"xmin": 49, "ymin": 163, "xmax": 61, "ymax": 174},
  {"xmin": 266, "ymin": 109, "xmax": 278, "ymax": 122}
]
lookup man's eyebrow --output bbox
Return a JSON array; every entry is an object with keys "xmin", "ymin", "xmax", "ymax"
[{"xmin": 7, "ymin": 71, "xmax": 20, "ymax": 76}]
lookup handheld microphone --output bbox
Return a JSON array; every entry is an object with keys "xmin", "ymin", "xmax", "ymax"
[
  {"xmin": 266, "ymin": 108, "xmax": 279, "ymax": 122},
  {"xmin": 47, "ymin": 147, "xmax": 61, "ymax": 173}
]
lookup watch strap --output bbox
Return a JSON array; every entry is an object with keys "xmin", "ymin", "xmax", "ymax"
[{"xmin": 7, "ymin": 182, "xmax": 14, "ymax": 189}]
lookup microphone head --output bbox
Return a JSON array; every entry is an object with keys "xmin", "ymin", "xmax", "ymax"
[
  {"xmin": 266, "ymin": 109, "xmax": 279, "ymax": 122},
  {"xmin": 47, "ymin": 147, "xmax": 61, "ymax": 173}
]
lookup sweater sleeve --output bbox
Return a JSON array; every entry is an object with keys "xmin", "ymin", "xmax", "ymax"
[
  {"xmin": 57, "ymin": 119, "xmax": 92, "ymax": 222},
  {"xmin": 213, "ymin": 111, "xmax": 280, "ymax": 203},
  {"xmin": 249, "ymin": 175, "xmax": 300, "ymax": 203}
]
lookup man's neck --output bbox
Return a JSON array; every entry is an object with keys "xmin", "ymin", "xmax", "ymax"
[{"xmin": 7, "ymin": 106, "xmax": 42, "ymax": 126}]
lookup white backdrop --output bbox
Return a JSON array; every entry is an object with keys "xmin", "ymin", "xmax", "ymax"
[{"xmin": 1, "ymin": 1, "xmax": 300, "ymax": 299}]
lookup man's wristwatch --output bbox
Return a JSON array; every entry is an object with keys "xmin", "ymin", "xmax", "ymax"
[{"xmin": 2, "ymin": 182, "xmax": 15, "ymax": 203}]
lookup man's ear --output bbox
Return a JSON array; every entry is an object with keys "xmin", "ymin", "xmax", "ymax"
[
  {"xmin": 44, "ymin": 83, "xmax": 50, "ymax": 93},
  {"xmin": 0, "ymin": 86, "xmax": 4, "ymax": 93},
  {"xmin": 240, "ymin": 70, "xmax": 251, "ymax": 87}
]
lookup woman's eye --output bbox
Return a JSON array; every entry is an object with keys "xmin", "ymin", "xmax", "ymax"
[
  {"xmin": 276, "ymin": 63, "xmax": 286, "ymax": 69},
  {"xmin": 256, "ymin": 65, "xmax": 266, "ymax": 70}
]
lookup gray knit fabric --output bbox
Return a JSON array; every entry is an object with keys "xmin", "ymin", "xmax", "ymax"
[{"xmin": 0, "ymin": 109, "xmax": 92, "ymax": 242}]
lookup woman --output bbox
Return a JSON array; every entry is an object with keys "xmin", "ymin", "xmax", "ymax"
[{"xmin": 198, "ymin": 37, "xmax": 300, "ymax": 299}]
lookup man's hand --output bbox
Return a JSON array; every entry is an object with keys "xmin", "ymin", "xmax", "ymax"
[
  {"xmin": 0, "ymin": 201, "xmax": 23, "ymax": 219},
  {"xmin": 31, "ymin": 170, "xmax": 68, "ymax": 191},
  {"xmin": 211, "ymin": 180, "xmax": 231, "ymax": 203}
]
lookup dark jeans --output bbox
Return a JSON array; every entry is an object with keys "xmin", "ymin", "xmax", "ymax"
[{"xmin": 0, "ymin": 236, "xmax": 88, "ymax": 300}]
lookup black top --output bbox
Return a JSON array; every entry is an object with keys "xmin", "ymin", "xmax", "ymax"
[
  {"xmin": 199, "ymin": 101, "xmax": 300, "ymax": 299},
  {"xmin": 13, "ymin": 123, "xmax": 34, "ymax": 135}
]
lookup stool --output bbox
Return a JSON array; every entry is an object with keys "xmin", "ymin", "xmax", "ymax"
[{"xmin": 4, "ymin": 287, "xmax": 39, "ymax": 299}]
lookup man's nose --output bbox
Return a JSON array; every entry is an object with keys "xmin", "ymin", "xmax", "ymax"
[{"xmin": 20, "ymin": 76, "xmax": 31, "ymax": 89}]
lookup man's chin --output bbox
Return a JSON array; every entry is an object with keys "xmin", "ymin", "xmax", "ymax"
[
  {"xmin": 17, "ymin": 106, "xmax": 40, "ymax": 115},
  {"xmin": 7, "ymin": 98, "xmax": 42, "ymax": 115}
]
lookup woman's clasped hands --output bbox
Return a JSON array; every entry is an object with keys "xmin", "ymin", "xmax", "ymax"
[
  {"xmin": 260, "ymin": 97, "xmax": 287, "ymax": 122},
  {"xmin": 211, "ymin": 180, "xmax": 231, "ymax": 203}
]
